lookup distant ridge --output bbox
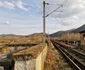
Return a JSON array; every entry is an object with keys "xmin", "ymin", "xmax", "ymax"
[
  {"xmin": 50, "ymin": 24, "xmax": 85, "ymax": 37},
  {"xmin": 50, "ymin": 31, "xmax": 69, "ymax": 37},
  {"xmin": 0, "ymin": 34, "xmax": 24, "ymax": 37},
  {"xmin": 72, "ymin": 24, "xmax": 85, "ymax": 33},
  {"xmin": 0, "ymin": 33, "xmax": 43, "ymax": 37},
  {"xmin": 0, "ymin": 34, "xmax": 15, "ymax": 36}
]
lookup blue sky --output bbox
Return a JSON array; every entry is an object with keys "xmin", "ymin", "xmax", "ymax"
[{"xmin": 0, "ymin": 0, "xmax": 85, "ymax": 35}]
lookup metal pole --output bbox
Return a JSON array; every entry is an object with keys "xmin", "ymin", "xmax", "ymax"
[
  {"xmin": 43, "ymin": 1, "xmax": 46, "ymax": 43},
  {"xmin": 42, "ymin": 1, "xmax": 62, "ymax": 43}
]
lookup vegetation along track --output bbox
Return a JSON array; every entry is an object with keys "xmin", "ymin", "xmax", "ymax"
[{"xmin": 51, "ymin": 40, "xmax": 85, "ymax": 70}]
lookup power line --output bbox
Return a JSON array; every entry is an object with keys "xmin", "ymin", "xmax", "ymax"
[
  {"xmin": 45, "ymin": 5, "xmax": 63, "ymax": 17},
  {"xmin": 45, "ymin": 0, "xmax": 68, "ymax": 17},
  {"xmin": 56, "ymin": 0, "xmax": 68, "ymax": 18},
  {"xmin": 43, "ymin": 1, "xmax": 64, "ymax": 43},
  {"xmin": 42, "ymin": 0, "xmax": 68, "ymax": 43},
  {"xmin": 63, "ymin": 0, "xmax": 68, "ymax": 7}
]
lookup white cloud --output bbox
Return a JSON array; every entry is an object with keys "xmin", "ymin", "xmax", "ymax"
[
  {"xmin": 0, "ymin": 0, "xmax": 28, "ymax": 11},
  {"xmin": 45, "ymin": 0, "xmax": 85, "ymax": 17},
  {"xmin": 44, "ymin": 0, "xmax": 85, "ymax": 27},
  {"xmin": 6, "ymin": 21, "xmax": 10, "ymax": 24},
  {"xmin": 0, "ymin": 21, "xmax": 10, "ymax": 25},
  {"xmin": 1, "ymin": 0, "xmax": 85, "ymax": 35},
  {"xmin": 16, "ymin": 0, "xmax": 28, "ymax": 11},
  {"xmin": 0, "ymin": 1, "xmax": 15, "ymax": 9}
]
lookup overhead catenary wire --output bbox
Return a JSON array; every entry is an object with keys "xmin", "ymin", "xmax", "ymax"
[
  {"xmin": 63, "ymin": 0, "xmax": 68, "ymax": 6},
  {"xmin": 57, "ymin": 0, "xmax": 68, "ymax": 17},
  {"xmin": 42, "ymin": 0, "xmax": 68, "ymax": 43},
  {"xmin": 45, "ymin": 5, "xmax": 63, "ymax": 17},
  {"xmin": 45, "ymin": 0, "xmax": 68, "ymax": 17}
]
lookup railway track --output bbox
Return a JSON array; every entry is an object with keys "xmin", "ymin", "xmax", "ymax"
[
  {"xmin": 51, "ymin": 40, "xmax": 85, "ymax": 70},
  {"xmin": 55, "ymin": 41, "xmax": 85, "ymax": 59}
]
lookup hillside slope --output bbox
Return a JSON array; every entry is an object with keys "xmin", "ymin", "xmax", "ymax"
[{"xmin": 50, "ymin": 24, "xmax": 85, "ymax": 37}]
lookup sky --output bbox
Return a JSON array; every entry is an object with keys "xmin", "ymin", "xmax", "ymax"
[{"xmin": 0, "ymin": 0, "xmax": 85, "ymax": 35}]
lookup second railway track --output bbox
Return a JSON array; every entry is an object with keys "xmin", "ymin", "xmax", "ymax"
[{"xmin": 51, "ymin": 40, "xmax": 85, "ymax": 70}]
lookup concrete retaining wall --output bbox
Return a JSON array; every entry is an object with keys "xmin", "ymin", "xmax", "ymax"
[
  {"xmin": 0, "ymin": 67, "xmax": 4, "ymax": 70},
  {"xmin": 14, "ymin": 44, "xmax": 47, "ymax": 70},
  {"xmin": 35, "ymin": 45, "xmax": 47, "ymax": 70},
  {"xmin": 14, "ymin": 59, "xmax": 35, "ymax": 70}
]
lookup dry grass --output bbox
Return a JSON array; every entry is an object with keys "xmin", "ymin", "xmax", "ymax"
[
  {"xmin": 13, "ymin": 43, "xmax": 46, "ymax": 59},
  {"xmin": 0, "ymin": 34, "xmax": 43, "ymax": 44},
  {"xmin": 58, "ymin": 33, "xmax": 80, "ymax": 42},
  {"xmin": 44, "ymin": 40, "xmax": 60, "ymax": 70}
]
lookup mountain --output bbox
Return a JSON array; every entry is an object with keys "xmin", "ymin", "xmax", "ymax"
[
  {"xmin": 72, "ymin": 24, "xmax": 85, "ymax": 33},
  {"xmin": 0, "ymin": 34, "xmax": 24, "ymax": 37},
  {"xmin": 0, "ymin": 33, "xmax": 44, "ymax": 37},
  {"xmin": 26, "ymin": 33, "xmax": 43, "ymax": 37},
  {"xmin": 50, "ymin": 31, "xmax": 69, "ymax": 37},
  {"xmin": 50, "ymin": 24, "xmax": 85, "ymax": 37},
  {"xmin": 0, "ymin": 34, "xmax": 16, "ymax": 36}
]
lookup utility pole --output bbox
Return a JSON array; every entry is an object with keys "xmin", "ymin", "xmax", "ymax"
[
  {"xmin": 43, "ymin": 1, "xmax": 63, "ymax": 43},
  {"xmin": 43, "ymin": 1, "xmax": 49, "ymax": 43},
  {"xmin": 43, "ymin": 1, "xmax": 45, "ymax": 43}
]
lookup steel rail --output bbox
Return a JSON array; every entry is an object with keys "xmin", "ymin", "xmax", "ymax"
[{"xmin": 52, "ymin": 40, "xmax": 85, "ymax": 70}]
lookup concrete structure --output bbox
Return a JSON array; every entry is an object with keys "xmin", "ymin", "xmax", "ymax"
[
  {"xmin": 0, "ymin": 44, "xmax": 47, "ymax": 70},
  {"xmin": 14, "ymin": 44, "xmax": 47, "ymax": 70},
  {"xmin": 80, "ymin": 31, "xmax": 85, "ymax": 46},
  {"xmin": 14, "ymin": 59, "xmax": 35, "ymax": 70},
  {"xmin": 35, "ymin": 45, "xmax": 47, "ymax": 70},
  {"xmin": 0, "ymin": 66, "xmax": 4, "ymax": 70}
]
